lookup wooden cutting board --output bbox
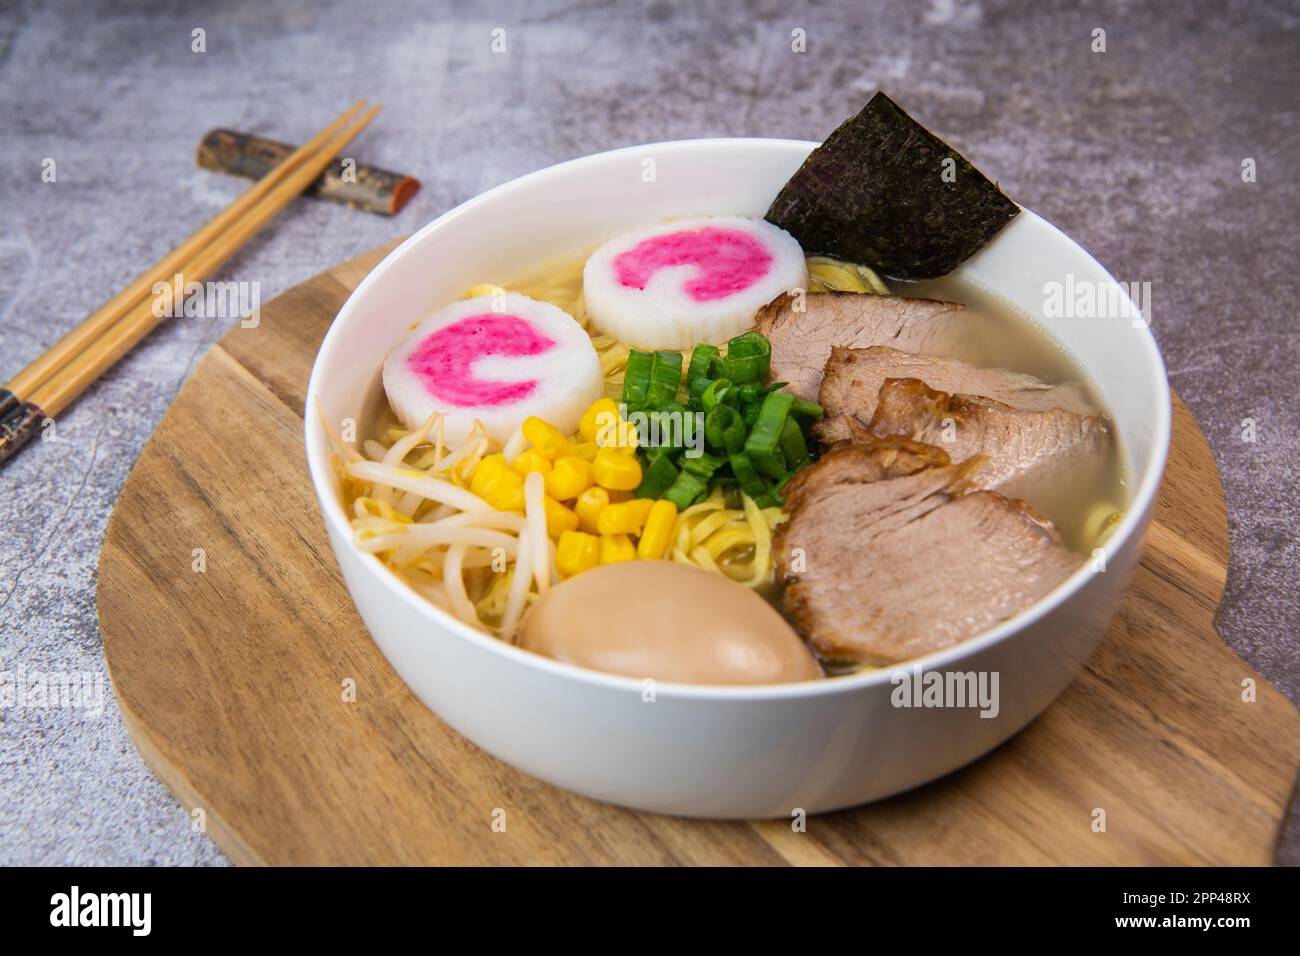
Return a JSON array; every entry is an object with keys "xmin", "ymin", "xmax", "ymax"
[{"xmin": 97, "ymin": 243, "xmax": 1300, "ymax": 865}]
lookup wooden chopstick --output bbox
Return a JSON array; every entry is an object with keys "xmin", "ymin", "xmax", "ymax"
[
  {"xmin": 32, "ymin": 104, "xmax": 381, "ymax": 418},
  {"xmin": 0, "ymin": 102, "xmax": 381, "ymax": 463},
  {"xmin": 0, "ymin": 99, "xmax": 369, "ymax": 418}
]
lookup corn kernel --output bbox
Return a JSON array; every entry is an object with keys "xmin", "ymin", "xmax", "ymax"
[
  {"xmin": 567, "ymin": 440, "xmax": 599, "ymax": 461},
  {"xmin": 469, "ymin": 454, "xmax": 511, "ymax": 494},
  {"xmin": 592, "ymin": 447, "xmax": 642, "ymax": 491},
  {"xmin": 579, "ymin": 398, "xmax": 620, "ymax": 443},
  {"xmin": 511, "ymin": 447, "xmax": 552, "ymax": 477},
  {"xmin": 597, "ymin": 498, "xmax": 655, "ymax": 536},
  {"xmin": 542, "ymin": 495, "xmax": 579, "ymax": 538},
  {"xmin": 600, "ymin": 533, "xmax": 637, "ymax": 564},
  {"xmin": 555, "ymin": 530, "xmax": 599, "ymax": 578},
  {"xmin": 522, "ymin": 416, "xmax": 569, "ymax": 459},
  {"xmin": 484, "ymin": 482, "xmax": 525, "ymax": 512},
  {"xmin": 544, "ymin": 456, "xmax": 593, "ymax": 501},
  {"xmin": 574, "ymin": 486, "xmax": 609, "ymax": 534},
  {"xmin": 636, "ymin": 499, "xmax": 678, "ymax": 560},
  {"xmin": 470, "ymin": 454, "xmax": 526, "ymax": 511},
  {"xmin": 609, "ymin": 419, "xmax": 639, "ymax": 455}
]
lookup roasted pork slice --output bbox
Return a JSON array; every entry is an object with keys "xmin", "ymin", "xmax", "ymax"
[
  {"xmin": 781, "ymin": 433, "xmax": 956, "ymax": 494},
  {"xmin": 754, "ymin": 292, "xmax": 966, "ymax": 401},
  {"xmin": 774, "ymin": 438, "xmax": 1080, "ymax": 666},
  {"xmin": 861, "ymin": 378, "xmax": 1110, "ymax": 500},
  {"xmin": 815, "ymin": 345, "xmax": 1095, "ymax": 443}
]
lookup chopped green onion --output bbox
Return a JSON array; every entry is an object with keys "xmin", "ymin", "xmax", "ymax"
[
  {"xmin": 736, "ymin": 382, "xmax": 763, "ymax": 406},
  {"xmin": 723, "ymin": 331, "xmax": 771, "ymax": 384},
  {"xmin": 686, "ymin": 344, "xmax": 721, "ymax": 399},
  {"xmin": 680, "ymin": 451, "xmax": 725, "ymax": 480},
  {"xmin": 645, "ymin": 351, "xmax": 683, "ymax": 408},
  {"xmin": 632, "ymin": 331, "xmax": 821, "ymax": 507},
  {"xmin": 778, "ymin": 415, "xmax": 810, "ymax": 471},
  {"xmin": 745, "ymin": 391, "xmax": 793, "ymax": 479},
  {"xmin": 704, "ymin": 404, "xmax": 747, "ymax": 455},
  {"xmin": 700, "ymin": 377, "xmax": 733, "ymax": 412},
  {"xmin": 636, "ymin": 451, "xmax": 679, "ymax": 499},
  {"xmin": 663, "ymin": 469, "xmax": 709, "ymax": 509},
  {"xmin": 728, "ymin": 451, "xmax": 772, "ymax": 501},
  {"xmin": 791, "ymin": 397, "xmax": 824, "ymax": 419},
  {"xmin": 622, "ymin": 350, "xmax": 653, "ymax": 411}
]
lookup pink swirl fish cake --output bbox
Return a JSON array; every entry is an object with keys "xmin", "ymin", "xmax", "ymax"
[
  {"xmin": 383, "ymin": 292, "xmax": 603, "ymax": 445},
  {"xmin": 582, "ymin": 216, "xmax": 807, "ymax": 349}
]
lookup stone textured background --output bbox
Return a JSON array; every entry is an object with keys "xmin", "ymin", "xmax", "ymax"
[{"xmin": 0, "ymin": 0, "xmax": 1296, "ymax": 865}]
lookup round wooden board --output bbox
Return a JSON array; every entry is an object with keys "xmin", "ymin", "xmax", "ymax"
[{"xmin": 98, "ymin": 244, "xmax": 1300, "ymax": 865}]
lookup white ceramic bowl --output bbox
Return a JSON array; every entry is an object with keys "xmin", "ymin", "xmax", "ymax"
[{"xmin": 305, "ymin": 139, "xmax": 1170, "ymax": 818}]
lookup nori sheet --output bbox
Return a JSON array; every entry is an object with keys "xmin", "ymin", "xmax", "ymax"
[{"xmin": 765, "ymin": 92, "xmax": 1019, "ymax": 280}]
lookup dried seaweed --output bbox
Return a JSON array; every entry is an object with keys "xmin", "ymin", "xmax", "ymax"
[{"xmin": 765, "ymin": 93, "xmax": 1019, "ymax": 280}]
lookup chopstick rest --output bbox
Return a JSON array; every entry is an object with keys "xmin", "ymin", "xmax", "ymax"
[{"xmin": 198, "ymin": 128, "xmax": 420, "ymax": 216}]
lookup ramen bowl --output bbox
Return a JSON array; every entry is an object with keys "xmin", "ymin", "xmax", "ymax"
[{"xmin": 305, "ymin": 139, "xmax": 1170, "ymax": 817}]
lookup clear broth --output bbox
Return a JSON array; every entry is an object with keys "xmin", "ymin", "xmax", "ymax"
[{"xmin": 370, "ymin": 252, "xmax": 1129, "ymax": 556}]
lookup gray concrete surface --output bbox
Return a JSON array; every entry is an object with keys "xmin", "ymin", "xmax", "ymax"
[{"xmin": 0, "ymin": 0, "xmax": 1296, "ymax": 865}]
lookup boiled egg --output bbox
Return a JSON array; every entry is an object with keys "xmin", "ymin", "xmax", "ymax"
[{"xmin": 518, "ymin": 560, "xmax": 822, "ymax": 685}]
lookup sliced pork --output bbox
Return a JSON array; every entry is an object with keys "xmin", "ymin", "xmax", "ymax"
[
  {"xmin": 815, "ymin": 346, "xmax": 1095, "ymax": 443},
  {"xmin": 753, "ymin": 292, "xmax": 966, "ymax": 401},
  {"xmin": 862, "ymin": 378, "xmax": 1110, "ymax": 501},
  {"xmin": 774, "ymin": 438, "xmax": 1080, "ymax": 666}
]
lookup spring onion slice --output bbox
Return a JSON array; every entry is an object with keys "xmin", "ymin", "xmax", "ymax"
[
  {"xmin": 622, "ymin": 349, "xmax": 653, "ymax": 409},
  {"xmin": 645, "ymin": 350, "xmax": 683, "ymax": 408},
  {"xmin": 636, "ymin": 451, "xmax": 679, "ymax": 499},
  {"xmin": 778, "ymin": 415, "xmax": 810, "ymax": 472},
  {"xmin": 687, "ymin": 343, "xmax": 721, "ymax": 399},
  {"xmin": 744, "ymin": 391, "xmax": 794, "ymax": 479},
  {"xmin": 722, "ymin": 331, "xmax": 771, "ymax": 384},
  {"xmin": 704, "ymin": 404, "xmax": 746, "ymax": 454}
]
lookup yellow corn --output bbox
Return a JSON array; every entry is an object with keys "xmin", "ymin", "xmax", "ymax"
[
  {"xmin": 471, "ymin": 454, "xmax": 525, "ymax": 511},
  {"xmin": 637, "ymin": 500, "xmax": 678, "ymax": 559},
  {"xmin": 608, "ymin": 419, "xmax": 639, "ymax": 455},
  {"xmin": 599, "ymin": 533, "xmax": 637, "ymax": 564},
  {"xmin": 484, "ymin": 484, "xmax": 525, "ymax": 512},
  {"xmin": 544, "ymin": 455, "xmax": 592, "ymax": 501},
  {"xmin": 579, "ymin": 398, "xmax": 620, "ymax": 443},
  {"xmin": 522, "ymin": 416, "xmax": 569, "ymax": 459},
  {"xmin": 555, "ymin": 530, "xmax": 599, "ymax": 578},
  {"xmin": 567, "ymin": 440, "xmax": 599, "ymax": 461},
  {"xmin": 592, "ymin": 446, "xmax": 642, "ymax": 491},
  {"xmin": 543, "ymin": 495, "xmax": 579, "ymax": 538},
  {"xmin": 469, "ymin": 454, "xmax": 509, "ymax": 493},
  {"xmin": 597, "ymin": 498, "xmax": 655, "ymax": 536},
  {"xmin": 511, "ymin": 447, "xmax": 552, "ymax": 476},
  {"xmin": 574, "ymin": 486, "xmax": 609, "ymax": 534}
]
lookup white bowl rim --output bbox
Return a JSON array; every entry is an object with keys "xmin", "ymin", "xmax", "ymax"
[{"xmin": 305, "ymin": 136, "xmax": 1172, "ymax": 701}]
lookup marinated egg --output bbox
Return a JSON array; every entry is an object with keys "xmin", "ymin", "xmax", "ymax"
[{"xmin": 518, "ymin": 561, "xmax": 821, "ymax": 685}]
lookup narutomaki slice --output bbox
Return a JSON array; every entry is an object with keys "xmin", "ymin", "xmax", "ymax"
[
  {"xmin": 583, "ymin": 216, "xmax": 808, "ymax": 350},
  {"xmin": 382, "ymin": 292, "xmax": 603, "ymax": 445}
]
